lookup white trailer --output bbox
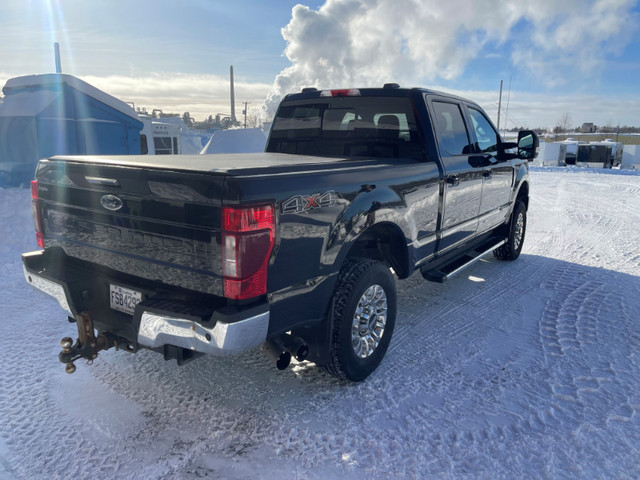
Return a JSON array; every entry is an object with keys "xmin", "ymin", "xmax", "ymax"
[
  {"xmin": 589, "ymin": 139, "xmax": 623, "ymax": 167},
  {"xmin": 138, "ymin": 114, "xmax": 182, "ymax": 155},
  {"xmin": 621, "ymin": 145, "xmax": 640, "ymax": 170}
]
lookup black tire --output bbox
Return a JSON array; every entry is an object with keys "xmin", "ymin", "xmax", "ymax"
[
  {"xmin": 493, "ymin": 201, "xmax": 527, "ymax": 261},
  {"xmin": 320, "ymin": 258, "xmax": 397, "ymax": 382}
]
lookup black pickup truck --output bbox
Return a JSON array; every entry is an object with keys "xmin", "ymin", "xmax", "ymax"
[{"xmin": 23, "ymin": 85, "xmax": 538, "ymax": 381}]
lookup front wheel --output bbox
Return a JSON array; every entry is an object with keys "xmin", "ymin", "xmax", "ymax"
[
  {"xmin": 493, "ymin": 201, "xmax": 527, "ymax": 261},
  {"xmin": 321, "ymin": 258, "xmax": 397, "ymax": 382}
]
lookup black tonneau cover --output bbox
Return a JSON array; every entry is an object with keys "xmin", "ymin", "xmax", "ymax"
[{"xmin": 49, "ymin": 152, "xmax": 356, "ymax": 175}]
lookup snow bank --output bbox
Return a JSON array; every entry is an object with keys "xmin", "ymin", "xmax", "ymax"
[{"xmin": 200, "ymin": 128, "xmax": 267, "ymax": 154}]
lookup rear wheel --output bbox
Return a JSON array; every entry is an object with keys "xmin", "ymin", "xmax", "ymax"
[
  {"xmin": 321, "ymin": 258, "xmax": 396, "ymax": 381},
  {"xmin": 494, "ymin": 201, "xmax": 526, "ymax": 261}
]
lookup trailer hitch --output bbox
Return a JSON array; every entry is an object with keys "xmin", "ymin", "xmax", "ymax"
[{"xmin": 59, "ymin": 312, "xmax": 115, "ymax": 374}]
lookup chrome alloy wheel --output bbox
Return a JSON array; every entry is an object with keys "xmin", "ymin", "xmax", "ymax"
[
  {"xmin": 351, "ymin": 285, "xmax": 388, "ymax": 358},
  {"xmin": 513, "ymin": 211, "xmax": 525, "ymax": 251}
]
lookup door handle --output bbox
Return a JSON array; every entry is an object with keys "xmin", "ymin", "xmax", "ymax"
[
  {"xmin": 482, "ymin": 170, "xmax": 493, "ymax": 179},
  {"xmin": 446, "ymin": 175, "xmax": 460, "ymax": 186}
]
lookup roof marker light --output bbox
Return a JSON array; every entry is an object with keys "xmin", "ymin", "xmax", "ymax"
[{"xmin": 320, "ymin": 89, "xmax": 361, "ymax": 97}]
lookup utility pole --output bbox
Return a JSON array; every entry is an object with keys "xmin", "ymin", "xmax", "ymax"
[
  {"xmin": 242, "ymin": 101, "xmax": 250, "ymax": 129},
  {"xmin": 497, "ymin": 79, "xmax": 503, "ymax": 132},
  {"xmin": 504, "ymin": 75, "xmax": 512, "ymax": 134}
]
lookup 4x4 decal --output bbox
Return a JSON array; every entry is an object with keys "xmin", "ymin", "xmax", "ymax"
[{"xmin": 282, "ymin": 190, "xmax": 337, "ymax": 214}]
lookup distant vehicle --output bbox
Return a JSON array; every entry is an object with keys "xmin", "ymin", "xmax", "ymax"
[{"xmin": 23, "ymin": 85, "xmax": 538, "ymax": 382}]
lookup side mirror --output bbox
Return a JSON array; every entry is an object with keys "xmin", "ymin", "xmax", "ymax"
[{"xmin": 518, "ymin": 130, "xmax": 539, "ymax": 160}]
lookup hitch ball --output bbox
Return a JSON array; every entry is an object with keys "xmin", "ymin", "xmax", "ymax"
[{"xmin": 60, "ymin": 337, "xmax": 74, "ymax": 350}]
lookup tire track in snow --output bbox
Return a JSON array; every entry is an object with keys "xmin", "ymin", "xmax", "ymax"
[
  {"xmin": 349, "ymin": 171, "xmax": 640, "ymax": 477},
  {"xmin": 2, "ymin": 171, "xmax": 640, "ymax": 479},
  {"xmin": 388, "ymin": 252, "xmax": 550, "ymax": 367}
]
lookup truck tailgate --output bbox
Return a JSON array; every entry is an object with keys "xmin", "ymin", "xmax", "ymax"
[{"xmin": 35, "ymin": 158, "xmax": 225, "ymax": 296}]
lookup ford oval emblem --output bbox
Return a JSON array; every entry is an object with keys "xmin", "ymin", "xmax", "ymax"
[{"xmin": 100, "ymin": 194, "xmax": 123, "ymax": 211}]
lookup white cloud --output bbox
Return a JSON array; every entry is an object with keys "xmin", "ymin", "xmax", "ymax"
[
  {"xmin": 0, "ymin": 70, "xmax": 272, "ymax": 123},
  {"xmin": 510, "ymin": 0, "xmax": 638, "ymax": 87},
  {"xmin": 79, "ymin": 73, "xmax": 272, "ymax": 122},
  {"xmin": 2, "ymin": 69, "xmax": 637, "ymax": 131},
  {"xmin": 2, "ymin": 0, "xmax": 637, "ymax": 130},
  {"xmin": 262, "ymin": 0, "xmax": 638, "ymax": 121}
]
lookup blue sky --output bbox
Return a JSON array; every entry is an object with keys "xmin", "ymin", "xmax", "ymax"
[
  {"xmin": 0, "ymin": 1, "xmax": 307, "ymax": 81},
  {"xmin": 1, "ymin": 0, "xmax": 639, "ymax": 129}
]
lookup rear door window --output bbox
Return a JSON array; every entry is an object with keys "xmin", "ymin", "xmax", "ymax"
[{"xmin": 432, "ymin": 101, "xmax": 472, "ymax": 156}]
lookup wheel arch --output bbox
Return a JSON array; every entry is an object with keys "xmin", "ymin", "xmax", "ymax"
[
  {"xmin": 513, "ymin": 164, "xmax": 530, "ymax": 210},
  {"xmin": 342, "ymin": 221, "xmax": 411, "ymax": 279}
]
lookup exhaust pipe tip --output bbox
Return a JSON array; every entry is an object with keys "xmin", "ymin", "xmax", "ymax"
[
  {"xmin": 283, "ymin": 337, "xmax": 309, "ymax": 362},
  {"xmin": 263, "ymin": 335, "xmax": 310, "ymax": 370},
  {"xmin": 294, "ymin": 343, "xmax": 309, "ymax": 362},
  {"xmin": 281, "ymin": 335, "xmax": 309, "ymax": 362},
  {"xmin": 263, "ymin": 340, "xmax": 292, "ymax": 370}
]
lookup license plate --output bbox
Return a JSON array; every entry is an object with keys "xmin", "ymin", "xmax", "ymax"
[{"xmin": 109, "ymin": 284, "xmax": 142, "ymax": 315}]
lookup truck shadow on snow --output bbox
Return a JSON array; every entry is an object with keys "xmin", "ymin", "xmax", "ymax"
[
  {"xmin": 76, "ymin": 252, "xmax": 640, "ymax": 479},
  {"xmin": 100, "ymin": 252, "xmax": 639, "ymax": 409}
]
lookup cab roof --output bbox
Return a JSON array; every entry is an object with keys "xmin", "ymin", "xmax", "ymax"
[{"xmin": 282, "ymin": 84, "xmax": 476, "ymax": 106}]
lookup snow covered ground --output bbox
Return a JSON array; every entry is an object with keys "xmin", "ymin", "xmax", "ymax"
[{"xmin": 0, "ymin": 167, "xmax": 639, "ymax": 479}]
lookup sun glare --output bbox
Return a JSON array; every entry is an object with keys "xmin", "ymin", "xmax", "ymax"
[{"xmin": 43, "ymin": 0, "xmax": 75, "ymax": 74}]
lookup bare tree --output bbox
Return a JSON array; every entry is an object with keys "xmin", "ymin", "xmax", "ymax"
[
  {"xmin": 554, "ymin": 112, "xmax": 572, "ymax": 134},
  {"xmin": 242, "ymin": 107, "xmax": 261, "ymax": 129}
]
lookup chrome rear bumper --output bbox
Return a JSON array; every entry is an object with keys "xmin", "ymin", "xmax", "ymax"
[
  {"xmin": 137, "ymin": 310, "xmax": 269, "ymax": 356},
  {"xmin": 23, "ymin": 264, "xmax": 72, "ymax": 315},
  {"xmin": 23, "ymin": 252, "xmax": 269, "ymax": 357}
]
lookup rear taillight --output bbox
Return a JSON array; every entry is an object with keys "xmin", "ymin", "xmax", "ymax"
[
  {"xmin": 31, "ymin": 180, "xmax": 44, "ymax": 249},
  {"xmin": 222, "ymin": 204, "xmax": 275, "ymax": 300}
]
